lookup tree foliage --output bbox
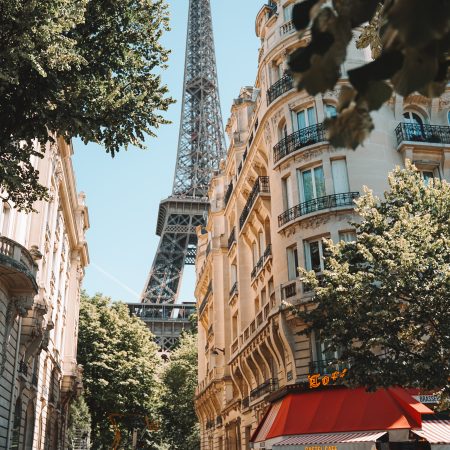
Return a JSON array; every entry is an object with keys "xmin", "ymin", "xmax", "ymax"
[
  {"xmin": 0, "ymin": 0, "xmax": 173, "ymax": 210},
  {"xmin": 299, "ymin": 163, "xmax": 450, "ymax": 396},
  {"xmin": 67, "ymin": 396, "xmax": 92, "ymax": 450},
  {"xmin": 159, "ymin": 333, "xmax": 200, "ymax": 450},
  {"xmin": 289, "ymin": 0, "xmax": 450, "ymax": 149},
  {"xmin": 78, "ymin": 293, "xmax": 161, "ymax": 449}
]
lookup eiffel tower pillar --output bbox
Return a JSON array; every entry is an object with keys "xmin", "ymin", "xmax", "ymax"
[{"xmin": 132, "ymin": 0, "xmax": 226, "ymax": 351}]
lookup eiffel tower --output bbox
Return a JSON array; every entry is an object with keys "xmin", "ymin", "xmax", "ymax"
[{"xmin": 130, "ymin": 0, "xmax": 226, "ymax": 351}]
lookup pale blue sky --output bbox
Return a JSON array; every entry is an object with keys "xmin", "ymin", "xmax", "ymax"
[{"xmin": 73, "ymin": 0, "xmax": 262, "ymax": 302}]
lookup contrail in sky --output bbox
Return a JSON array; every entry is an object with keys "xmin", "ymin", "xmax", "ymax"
[{"xmin": 91, "ymin": 263, "xmax": 140, "ymax": 300}]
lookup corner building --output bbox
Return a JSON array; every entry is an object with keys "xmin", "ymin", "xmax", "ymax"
[
  {"xmin": 195, "ymin": 2, "xmax": 450, "ymax": 449},
  {"xmin": 0, "ymin": 137, "xmax": 89, "ymax": 449}
]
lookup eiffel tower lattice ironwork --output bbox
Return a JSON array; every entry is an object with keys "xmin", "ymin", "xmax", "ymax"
[{"xmin": 137, "ymin": 0, "xmax": 226, "ymax": 350}]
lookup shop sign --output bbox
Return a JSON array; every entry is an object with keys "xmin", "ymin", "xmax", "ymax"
[
  {"xmin": 308, "ymin": 368, "xmax": 348, "ymax": 389},
  {"xmin": 413, "ymin": 395, "xmax": 439, "ymax": 404}
]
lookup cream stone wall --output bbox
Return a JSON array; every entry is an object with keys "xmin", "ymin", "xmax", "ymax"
[
  {"xmin": 195, "ymin": 1, "xmax": 450, "ymax": 449},
  {"xmin": 0, "ymin": 137, "xmax": 89, "ymax": 449}
]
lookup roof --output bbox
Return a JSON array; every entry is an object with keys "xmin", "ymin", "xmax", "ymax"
[{"xmin": 252, "ymin": 387, "xmax": 433, "ymax": 443}]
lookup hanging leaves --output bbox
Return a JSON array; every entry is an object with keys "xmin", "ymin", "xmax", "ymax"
[{"xmin": 289, "ymin": 0, "xmax": 450, "ymax": 149}]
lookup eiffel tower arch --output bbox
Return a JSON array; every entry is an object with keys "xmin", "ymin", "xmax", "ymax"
[{"xmin": 128, "ymin": 0, "xmax": 226, "ymax": 352}]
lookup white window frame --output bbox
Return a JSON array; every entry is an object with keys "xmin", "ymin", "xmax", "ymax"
[
  {"xmin": 304, "ymin": 239, "xmax": 325, "ymax": 274},
  {"xmin": 297, "ymin": 164, "xmax": 326, "ymax": 202}
]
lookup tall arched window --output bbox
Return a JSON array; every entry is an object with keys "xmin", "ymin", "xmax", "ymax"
[
  {"xmin": 403, "ymin": 111, "xmax": 426, "ymax": 141},
  {"xmin": 23, "ymin": 401, "xmax": 35, "ymax": 450}
]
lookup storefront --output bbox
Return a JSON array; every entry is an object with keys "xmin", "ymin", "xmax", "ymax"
[{"xmin": 250, "ymin": 387, "xmax": 450, "ymax": 450}]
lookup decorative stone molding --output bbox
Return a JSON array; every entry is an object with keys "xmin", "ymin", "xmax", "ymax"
[{"xmin": 0, "ymin": 295, "xmax": 35, "ymax": 374}]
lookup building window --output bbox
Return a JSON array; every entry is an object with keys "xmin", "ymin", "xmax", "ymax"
[
  {"xmin": 287, "ymin": 245, "xmax": 299, "ymax": 280},
  {"xmin": 297, "ymin": 107, "xmax": 317, "ymax": 130},
  {"xmin": 283, "ymin": 3, "xmax": 293, "ymax": 22},
  {"xmin": 11, "ymin": 397, "xmax": 22, "ymax": 449},
  {"xmin": 230, "ymin": 263, "xmax": 237, "ymax": 286},
  {"xmin": 339, "ymin": 231, "xmax": 357, "ymax": 243},
  {"xmin": 331, "ymin": 159, "xmax": 350, "ymax": 194},
  {"xmin": 312, "ymin": 330, "xmax": 342, "ymax": 367},
  {"xmin": 1, "ymin": 202, "xmax": 11, "ymax": 235},
  {"xmin": 403, "ymin": 111, "xmax": 426, "ymax": 140},
  {"xmin": 297, "ymin": 165, "xmax": 326, "ymax": 202},
  {"xmin": 232, "ymin": 313, "xmax": 238, "ymax": 340},
  {"xmin": 252, "ymin": 241, "xmax": 258, "ymax": 266},
  {"xmin": 325, "ymin": 104, "xmax": 337, "ymax": 118},
  {"xmin": 304, "ymin": 239, "xmax": 325, "ymax": 273},
  {"xmin": 282, "ymin": 175, "xmax": 293, "ymax": 209}
]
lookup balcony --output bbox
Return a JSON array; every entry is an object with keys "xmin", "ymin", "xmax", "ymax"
[
  {"xmin": 280, "ymin": 20, "xmax": 295, "ymax": 36},
  {"xmin": 395, "ymin": 122, "xmax": 450, "ymax": 146},
  {"xmin": 251, "ymin": 244, "xmax": 272, "ymax": 280},
  {"xmin": 224, "ymin": 182, "xmax": 233, "ymax": 206},
  {"xmin": 267, "ymin": 74, "xmax": 293, "ymax": 106},
  {"xmin": 281, "ymin": 281, "xmax": 297, "ymax": 299},
  {"xmin": 18, "ymin": 360, "xmax": 28, "ymax": 377},
  {"xmin": 273, "ymin": 123, "xmax": 326, "ymax": 164},
  {"xmin": 227, "ymin": 227, "xmax": 236, "ymax": 250},
  {"xmin": 199, "ymin": 282, "xmax": 212, "ymax": 316},
  {"xmin": 278, "ymin": 192, "xmax": 360, "ymax": 228},
  {"xmin": 229, "ymin": 281, "xmax": 238, "ymax": 299},
  {"xmin": 239, "ymin": 176, "xmax": 270, "ymax": 229},
  {"xmin": 250, "ymin": 378, "xmax": 279, "ymax": 401},
  {"xmin": 0, "ymin": 236, "xmax": 38, "ymax": 293}
]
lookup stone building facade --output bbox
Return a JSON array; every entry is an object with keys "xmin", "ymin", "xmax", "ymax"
[
  {"xmin": 0, "ymin": 137, "xmax": 89, "ymax": 449},
  {"xmin": 194, "ymin": 1, "xmax": 450, "ymax": 449}
]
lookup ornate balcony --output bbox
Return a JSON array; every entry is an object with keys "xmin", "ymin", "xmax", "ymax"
[
  {"xmin": 250, "ymin": 378, "xmax": 279, "ymax": 401},
  {"xmin": 224, "ymin": 181, "xmax": 233, "ymax": 206},
  {"xmin": 0, "ymin": 236, "xmax": 38, "ymax": 294},
  {"xmin": 273, "ymin": 123, "xmax": 326, "ymax": 164},
  {"xmin": 227, "ymin": 227, "xmax": 236, "ymax": 250},
  {"xmin": 229, "ymin": 281, "xmax": 238, "ymax": 299},
  {"xmin": 278, "ymin": 192, "xmax": 360, "ymax": 227},
  {"xmin": 395, "ymin": 122, "xmax": 450, "ymax": 146},
  {"xmin": 251, "ymin": 244, "xmax": 272, "ymax": 280},
  {"xmin": 280, "ymin": 20, "xmax": 295, "ymax": 36},
  {"xmin": 267, "ymin": 74, "xmax": 293, "ymax": 105},
  {"xmin": 199, "ymin": 282, "xmax": 213, "ymax": 316},
  {"xmin": 239, "ymin": 177, "xmax": 270, "ymax": 229}
]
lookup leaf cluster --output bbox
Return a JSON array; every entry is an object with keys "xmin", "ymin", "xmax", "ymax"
[
  {"xmin": 0, "ymin": 0, "xmax": 173, "ymax": 210},
  {"xmin": 78, "ymin": 292, "xmax": 161, "ymax": 449},
  {"xmin": 158, "ymin": 333, "xmax": 200, "ymax": 450},
  {"xmin": 289, "ymin": 0, "xmax": 450, "ymax": 149},
  {"xmin": 299, "ymin": 162, "xmax": 450, "ymax": 396}
]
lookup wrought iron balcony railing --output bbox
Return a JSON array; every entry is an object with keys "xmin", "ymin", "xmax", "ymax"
[
  {"xmin": 239, "ymin": 177, "xmax": 270, "ymax": 229},
  {"xmin": 18, "ymin": 360, "xmax": 28, "ymax": 377},
  {"xmin": 224, "ymin": 182, "xmax": 233, "ymax": 206},
  {"xmin": 278, "ymin": 192, "xmax": 359, "ymax": 227},
  {"xmin": 227, "ymin": 226, "xmax": 236, "ymax": 250},
  {"xmin": 199, "ymin": 282, "xmax": 212, "ymax": 316},
  {"xmin": 242, "ymin": 396, "xmax": 250, "ymax": 408},
  {"xmin": 267, "ymin": 74, "xmax": 293, "ymax": 105},
  {"xmin": 229, "ymin": 281, "xmax": 238, "ymax": 299},
  {"xmin": 251, "ymin": 244, "xmax": 272, "ymax": 280},
  {"xmin": 273, "ymin": 123, "xmax": 326, "ymax": 164},
  {"xmin": 395, "ymin": 122, "xmax": 450, "ymax": 146},
  {"xmin": 250, "ymin": 378, "xmax": 278, "ymax": 401}
]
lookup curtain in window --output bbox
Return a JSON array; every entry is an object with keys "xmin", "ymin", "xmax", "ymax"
[
  {"xmin": 314, "ymin": 166, "xmax": 326, "ymax": 198},
  {"xmin": 331, "ymin": 159, "xmax": 349, "ymax": 195}
]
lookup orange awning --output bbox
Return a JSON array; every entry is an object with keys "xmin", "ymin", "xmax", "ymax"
[{"xmin": 252, "ymin": 387, "xmax": 433, "ymax": 443}]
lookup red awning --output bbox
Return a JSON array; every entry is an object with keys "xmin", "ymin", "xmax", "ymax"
[{"xmin": 252, "ymin": 387, "xmax": 433, "ymax": 443}]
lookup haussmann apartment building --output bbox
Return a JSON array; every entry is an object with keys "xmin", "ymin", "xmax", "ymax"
[
  {"xmin": 194, "ymin": 1, "xmax": 450, "ymax": 450},
  {"xmin": 0, "ymin": 137, "xmax": 89, "ymax": 449}
]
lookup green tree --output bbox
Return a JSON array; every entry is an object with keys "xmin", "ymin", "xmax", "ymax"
[
  {"xmin": 289, "ymin": 0, "xmax": 450, "ymax": 148},
  {"xmin": 299, "ymin": 163, "xmax": 450, "ymax": 396},
  {"xmin": 78, "ymin": 293, "xmax": 161, "ymax": 449},
  {"xmin": 0, "ymin": 0, "xmax": 173, "ymax": 210},
  {"xmin": 159, "ymin": 333, "xmax": 200, "ymax": 450},
  {"xmin": 67, "ymin": 396, "xmax": 91, "ymax": 450}
]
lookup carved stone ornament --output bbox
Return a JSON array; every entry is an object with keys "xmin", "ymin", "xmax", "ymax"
[
  {"xmin": 264, "ymin": 122, "xmax": 272, "ymax": 146},
  {"xmin": 270, "ymin": 109, "xmax": 285, "ymax": 127}
]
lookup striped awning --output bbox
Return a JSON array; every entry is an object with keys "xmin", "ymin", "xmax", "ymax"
[
  {"xmin": 412, "ymin": 420, "xmax": 450, "ymax": 444},
  {"xmin": 253, "ymin": 401, "xmax": 282, "ymax": 442},
  {"xmin": 273, "ymin": 431, "xmax": 387, "ymax": 450}
]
